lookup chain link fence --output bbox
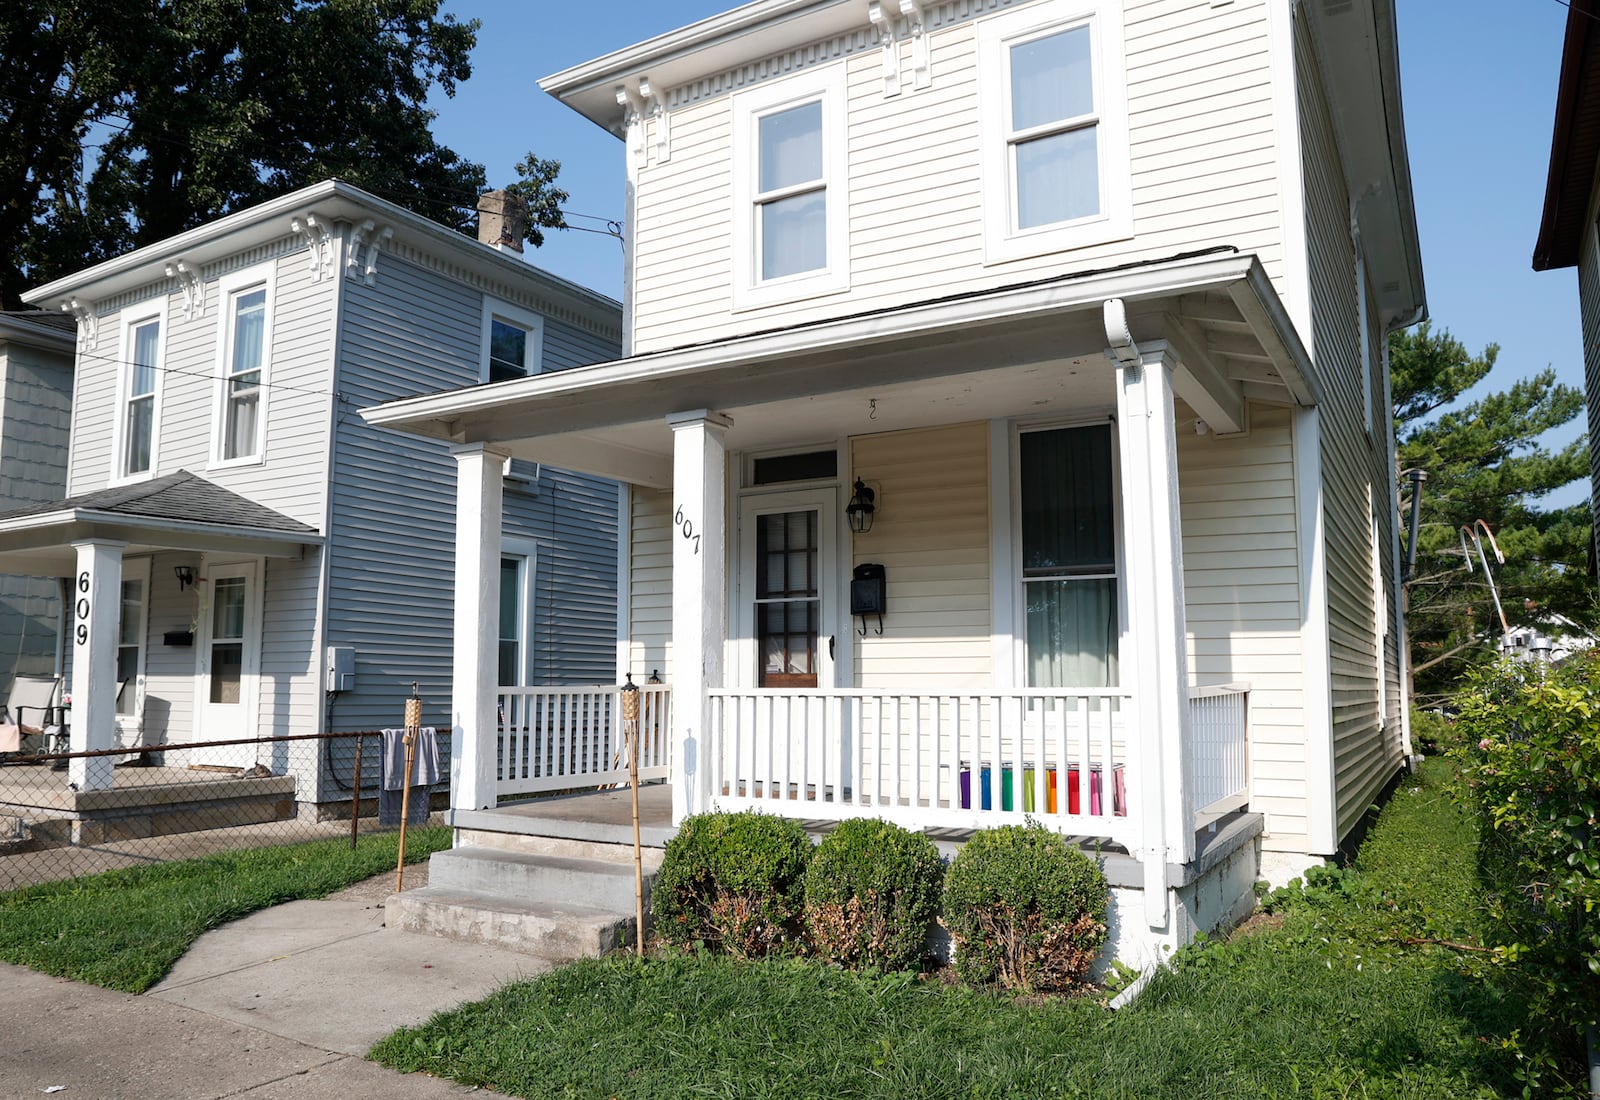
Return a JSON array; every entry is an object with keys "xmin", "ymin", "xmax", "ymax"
[{"xmin": 0, "ymin": 730, "xmax": 449, "ymax": 892}]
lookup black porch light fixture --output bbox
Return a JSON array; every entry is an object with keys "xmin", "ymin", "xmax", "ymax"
[
  {"xmin": 846, "ymin": 478, "xmax": 876, "ymax": 534},
  {"xmin": 174, "ymin": 565, "xmax": 196, "ymax": 590}
]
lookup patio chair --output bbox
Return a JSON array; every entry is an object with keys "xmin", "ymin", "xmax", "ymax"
[{"xmin": 0, "ymin": 675, "xmax": 63, "ymax": 761}]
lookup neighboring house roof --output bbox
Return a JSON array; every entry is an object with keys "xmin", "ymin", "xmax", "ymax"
[
  {"xmin": 1533, "ymin": 0, "xmax": 1600, "ymax": 270},
  {"xmin": 0, "ymin": 309, "xmax": 77, "ymax": 354},
  {"xmin": 0, "ymin": 470, "xmax": 320, "ymax": 574},
  {"xmin": 19, "ymin": 179, "xmax": 620, "ymax": 336}
]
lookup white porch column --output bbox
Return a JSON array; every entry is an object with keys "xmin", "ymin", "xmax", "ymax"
[
  {"xmin": 69, "ymin": 540, "xmax": 124, "ymax": 791},
  {"xmin": 1114, "ymin": 341, "xmax": 1193, "ymax": 930},
  {"xmin": 667, "ymin": 410, "xmax": 731, "ymax": 823},
  {"xmin": 450, "ymin": 443, "xmax": 508, "ymax": 814}
]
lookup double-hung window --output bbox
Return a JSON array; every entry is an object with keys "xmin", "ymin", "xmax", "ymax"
[
  {"xmin": 731, "ymin": 66, "xmax": 848, "ymax": 309},
  {"xmin": 979, "ymin": 0, "xmax": 1131, "ymax": 263},
  {"xmin": 213, "ymin": 267, "xmax": 272, "ymax": 466},
  {"xmin": 497, "ymin": 539, "xmax": 538, "ymax": 686},
  {"xmin": 117, "ymin": 311, "xmax": 163, "ymax": 479},
  {"xmin": 481, "ymin": 300, "xmax": 543, "ymax": 383},
  {"xmin": 1019, "ymin": 424, "xmax": 1119, "ymax": 687}
]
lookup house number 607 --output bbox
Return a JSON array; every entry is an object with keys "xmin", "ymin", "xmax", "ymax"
[{"xmin": 673, "ymin": 505, "xmax": 701, "ymax": 554}]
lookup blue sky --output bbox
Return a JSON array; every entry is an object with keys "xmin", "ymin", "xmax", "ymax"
[{"xmin": 428, "ymin": 0, "xmax": 1587, "ymax": 502}]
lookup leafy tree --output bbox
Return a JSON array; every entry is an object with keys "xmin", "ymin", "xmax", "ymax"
[
  {"xmin": 1, "ymin": 0, "xmax": 566, "ymax": 311},
  {"xmin": 1393, "ymin": 324, "xmax": 1592, "ymax": 703}
]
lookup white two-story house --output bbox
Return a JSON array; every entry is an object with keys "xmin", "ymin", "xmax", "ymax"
[
  {"xmin": 1, "ymin": 180, "xmax": 621, "ymax": 819},
  {"xmin": 369, "ymin": 0, "xmax": 1424, "ymax": 957}
]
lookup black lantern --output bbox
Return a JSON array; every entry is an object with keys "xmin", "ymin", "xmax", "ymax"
[
  {"xmin": 846, "ymin": 478, "xmax": 876, "ymax": 533},
  {"xmin": 174, "ymin": 565, "xmax": 197, "ymax": 590}
]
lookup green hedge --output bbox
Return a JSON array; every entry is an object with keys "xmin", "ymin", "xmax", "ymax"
[
  {"xmin": 941, "ymin": 822, "xmax": 1108, "ymax": 992},
  {"xmin": 803, "ymin": 818, "xmax": 944, "ymax": 971},
  {"xmin": 652, "ymin": 811, "xmax": 812, "ymax": 957}
]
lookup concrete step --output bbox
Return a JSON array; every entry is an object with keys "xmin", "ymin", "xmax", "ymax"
[
  {"xmin": 386, "ymin": 886, "xmax": 640, "ymax": 961},
  {"xmin": 427, "ymin": 844, "xmax": 655, "ymax": 914}
]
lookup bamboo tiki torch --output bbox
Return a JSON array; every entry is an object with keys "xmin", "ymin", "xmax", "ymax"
[
  {"xmin": 620, "ymin": 673, "xmax": 644, "ymax": 956},
  {"xmin": 395, "ymin": 682, "xmax": 422, "ymax": 893}
]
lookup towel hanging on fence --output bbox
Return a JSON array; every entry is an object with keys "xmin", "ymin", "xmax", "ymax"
[
  {"xmin": 380, "ymin": 726, "xmax": 440, "ymax": 790},
  {"xmin": 378, "ymin": 726, "xmax": 438, "ymax": 826}
]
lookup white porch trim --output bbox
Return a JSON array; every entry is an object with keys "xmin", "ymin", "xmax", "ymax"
[
  {"xmin": 450, "ymin": 443, "xmax": 509, "ymax": 813},
  {"xmin": 668, "ymin": 410, "xmax": 732, "ymax": 821},
  {"xmin": 69, "ymin": 539, "xmax": 124, "ymax": 791},
  {"xmin": 1113, "ymin": 342, "xmax": 1193, "ymax": 930}
]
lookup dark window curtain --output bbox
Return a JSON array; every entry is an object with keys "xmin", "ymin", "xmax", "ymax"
[{"xmin": 1021, "ymin": 425, "xmax": 1118, "ymax": 687}]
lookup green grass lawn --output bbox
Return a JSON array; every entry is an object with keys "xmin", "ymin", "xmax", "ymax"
[
  {"xmin": 0, "ymin": 826, "xmax": 448, "ymax": 992},
  {"xmin": 371, "ymin": 763, "xmax": 1584, "ymax": 1098}
]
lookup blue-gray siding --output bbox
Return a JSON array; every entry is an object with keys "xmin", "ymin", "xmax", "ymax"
[{"xmin": 321, "ymin": 255, "xmax": 619, "ymax": 791}]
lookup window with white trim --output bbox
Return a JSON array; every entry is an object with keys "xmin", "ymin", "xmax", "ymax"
[
  {"xmin": 1019, "ymin": 423, "xmax": 1119, "ymax": 687},
  {"xmin": 731, "ymin": 66, "xmax": 848, "ymax": 309},
  {"xmin": 480, "ymin": 300, "xmax": 543, "ymax": 383},
  {"xmin": 979, "ymin": 0, "xmax": 1131, "ymax": 263},
  {"xmin": 116, "ymin": 311, "xmax": 163, "ymax": 480},
  {"xmin": 212, "ymin": 267, "xmax": 273, "ymax": 466},
  {"xmin": 497, "ymin": 540, "xmax": 538, "ymax": 686},
  {"xmin": 115, "ymin": 560, "xmax": 149, "ymax": 718}
]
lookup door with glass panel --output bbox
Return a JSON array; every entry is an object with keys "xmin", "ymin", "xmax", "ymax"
[
  {"xmin": 740, "ymin": 490, "xmax": 838, "ymax": 690},
  {"xmin": 194, "ymin": 560, "xmax": 260, "ymax": 767}
]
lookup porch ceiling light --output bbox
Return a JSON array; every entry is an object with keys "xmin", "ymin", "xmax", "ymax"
[
  {"xmin": 174, "ymin": 565, "xmax": 196, "ymax": 590},
  {"xmin": 846, "ymin": 478, "xmax": 876, "ymax": 534}
]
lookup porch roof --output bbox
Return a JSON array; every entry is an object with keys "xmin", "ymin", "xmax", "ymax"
[
  {"xmin": 0, "ymin": 470, "xmax": 320, "ymax": 575},
  {"xmin": 363, "ymin": 249, "xmax": 1316, "ymax": 489}
]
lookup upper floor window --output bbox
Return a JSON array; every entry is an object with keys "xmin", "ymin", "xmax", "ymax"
[
  {"xmin": 731, "ymin": 66, "xmax": 848, "ymax": 310},
  {"xmin": 117, "ymin": 310, "xmax": 164, "ymax": 480},
  {"xmin": 481, "ymin": 299, "xmax": 543, "ymax": 383},
  {"xmin": 979, "ymin": 0, "xmax": 1131, "ymax": 264},
  {"xmin": 212, "ymin": 265, "xmax": 273, "ymax": 466}
]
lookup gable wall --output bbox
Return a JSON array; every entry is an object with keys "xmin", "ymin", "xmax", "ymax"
[
  {"xmin": 1298, "ymin": 21, "xmax": 1403, "ymax": 847},
  {"xmin": 1582, "ymin": 177, "xmax": 1600, "ymax": 578},
  {"xmin": 629, "ymin": 0, "xmax": 1285, "ymax": 354},
  {"xmin": 324, "ymin": 252, "xmax": 620, "ymax": 750}
]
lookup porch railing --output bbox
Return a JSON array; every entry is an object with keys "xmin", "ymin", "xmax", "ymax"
[
  {"xmin": 496, "ymin": 684, "xmax": 672, "ymax": 798},
  {"xmin": 1187, "ymin": 682, "xmax": 1249, "ymax": 822},
  {"xmin": 706, "ymin": 689, "xmax": 1139, "ymax": 848}
]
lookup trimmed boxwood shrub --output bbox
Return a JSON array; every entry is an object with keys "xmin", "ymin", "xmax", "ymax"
[
  {"xmin": 941, "ymin": 821, "xmax": 1108, "ymax": 993},
  {"xmin": 803, "ymin": 818, "xmax": 944, "ymax": 971},
  {"xmin": 651, "ymin": 811, "xmax": 812, "ymax": 958}
]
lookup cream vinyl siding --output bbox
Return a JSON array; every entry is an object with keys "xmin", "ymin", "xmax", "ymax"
[
  {"xmin": 1298, "ymin": 26, "xmax": 1401, "ymax": 845},
  {"xmin": 850, "ymin": 423, "xmax": 990, "ymax": 690},
  {"xmin": 1178, "ymin": 405, "xmax": 1307, "ymax": 848},
  {"xmin": 627, "ymin": 488, "xmax": 675, "ymax": 680},
  {"xmin": 630, "ymin": 0, "xmax": 1284, "ymax": 354}
]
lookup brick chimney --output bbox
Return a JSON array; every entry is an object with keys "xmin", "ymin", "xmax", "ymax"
[{"xmin": 476, "ymin": 190, "xmax": 528, "ymax": 254}]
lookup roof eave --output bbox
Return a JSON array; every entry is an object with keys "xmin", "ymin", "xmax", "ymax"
[
  {"xmin": 1533, "ymin": 0, "xmax": 1597, "ymax": 271},
  {"xmin": 21, "ymin": 180, "xmax": 621, "ymax": 324}
]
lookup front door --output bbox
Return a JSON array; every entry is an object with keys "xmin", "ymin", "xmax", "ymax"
[
  {"xmin": 194, "ymin": 559, "xmax": 261, "ymax": 768},
  {"xmin": 738, "ymin": 489, "xmax": 839, "ymax": 689}
]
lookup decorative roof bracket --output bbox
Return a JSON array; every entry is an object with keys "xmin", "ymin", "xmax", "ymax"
[
  {"xmin": 868, "ymin": 2, "xmax": 901, "ymax": 97},
  {"xmin": 62, "ymin": 298, "xmax": 97, "ymax": 344},
  {"xmin": 899, "ymin": 0, "xmax": 930, "ymax": 88},
  {"xmin": 615, "ymin": 84, "xmax": 646, "ymax": 159},
  {"xmin": 291, "ymin": 213, "xmax": 334, "ymax": 281},
  {"xmin": 163, "ymin": 259, "xmax": 205, "ymax": 319},
  {"xmin": 639, "ymin": 77, "xmax": 671, "ymax": 164},
  {"xmin": 347, "ymin": 219, "xmax": 394, "ymax": 286}
]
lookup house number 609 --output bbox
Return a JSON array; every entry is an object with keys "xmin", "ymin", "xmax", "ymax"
[
  {"xmin": 75, "ymin": 570, "xmax": 90, "ymax": 645},
  {"xmin": 673, "ymin": 505, "xmax": 701, "ymax": 554}
]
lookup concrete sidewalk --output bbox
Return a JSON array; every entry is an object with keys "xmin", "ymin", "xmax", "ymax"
[{"xmin": 0, "ymin": 874, "xmax": 547, "ymax": 1099}]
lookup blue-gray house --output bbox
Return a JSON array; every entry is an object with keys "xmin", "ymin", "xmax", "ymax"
[{"xmin": 0, "ymin": 180, "xmax": 621, "ymax": 810}]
